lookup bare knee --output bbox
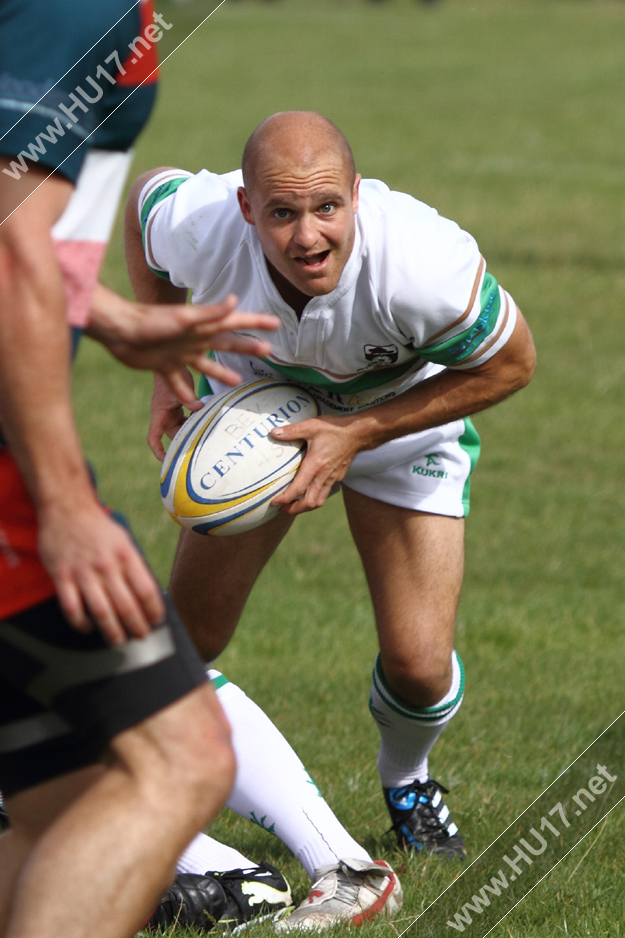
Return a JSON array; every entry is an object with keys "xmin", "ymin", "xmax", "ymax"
[
  {"xmin": 381, "ymin": 651, "xmax": 453, "ymax": 708},
  {"xmin": 173, "ymin": 609, "xmax": 233, "ymax": 663},
  {"xmin": 112, "ymin": 683, "xmax": 235, "ymax": 831},
  {"xmin": 151, "ymin": 684, "xmax": 236, "ymax": 822}
]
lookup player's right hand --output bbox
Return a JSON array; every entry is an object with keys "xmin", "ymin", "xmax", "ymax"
[
  {"xmin": 88, "ymin": 288, "xmax": 280, "ymax": 407},
  {"xmin": 38, "ymin": 498, "xmax": 165, "ymax": 646}
]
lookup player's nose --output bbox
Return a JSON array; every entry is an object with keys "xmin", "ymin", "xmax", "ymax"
[{"xmin": 292, "ymin": 214, "xmax": 321, "ymax": 250}]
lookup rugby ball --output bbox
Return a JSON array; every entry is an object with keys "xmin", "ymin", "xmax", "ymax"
[{"xmin": 160, "ymin": 379, "xmax": 321, "ymax": 536}]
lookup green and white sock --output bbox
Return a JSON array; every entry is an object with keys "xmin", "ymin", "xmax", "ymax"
[{"xmin": 369, "ymin": 651, "xmax": 465, "ymax": 788}]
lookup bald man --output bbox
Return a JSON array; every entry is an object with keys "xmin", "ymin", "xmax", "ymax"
[{"xmin": 126, "ymin": 111, "xmax": 535, "ymax": 914}]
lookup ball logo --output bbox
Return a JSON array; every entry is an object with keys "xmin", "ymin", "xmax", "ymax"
[
  {"xmin": 193, "ymin": 393, "xmax": 314, "ymax": 497},
  {"xmin": 161, "ymin": 380, "xmax": 320, "ymax": 536}
]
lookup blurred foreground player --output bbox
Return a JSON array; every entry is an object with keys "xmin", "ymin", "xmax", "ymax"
[
  {"xmin": 0, "ymin": 664, "xmax": 400, "ymax": 932},
  {"xmin": 0, "ymin": 4, "xmax": 279, "ymax": 938},
  {"xmin": 129, "ymin": 111, "xmax": 536, "ymax": 896}
]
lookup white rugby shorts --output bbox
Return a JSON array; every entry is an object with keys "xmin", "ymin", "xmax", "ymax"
[{"xmin": 343, "ymin": 418, "xmax": 480, "ymax": 517}]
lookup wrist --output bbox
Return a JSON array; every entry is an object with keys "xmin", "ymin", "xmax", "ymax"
[
  {"xmin": 334, "ymin": 410, "xmax": 390, "ymax": 454},
  {"xmin": 35, "ymin": 466, "xmax": 99, "ymax": 518},
  {"xmin": 87, "ymin": 284, "xmax": 138, "ymax": 345}
]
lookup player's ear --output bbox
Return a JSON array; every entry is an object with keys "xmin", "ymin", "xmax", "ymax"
[
  {"xmin": 352, "ymin": 174, "xmax": 361, "ymax": 215},
  {"xmin": 237, "ymin": 187, "xmax": 255, "ymax": 226}
]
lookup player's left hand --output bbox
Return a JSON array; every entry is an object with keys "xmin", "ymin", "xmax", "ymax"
[
  {"xmin": 147, "ymin": 371, "xmax": 195, "ymax": 461},
  {"xmin": 270, "ymin": 416, "xmax": 362, "ymax": 514}
]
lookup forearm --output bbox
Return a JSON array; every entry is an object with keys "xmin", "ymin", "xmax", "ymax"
[
  {"xmin": 271, "ymin": 312, "xmax": 535, "ymax": 514},
  {"xmin": 343, "ymin": 366, "xmax": 509, "ymax": 450},
  {"xmin": 0, "ymin": 233, "xmax": 96, "ymax": 514},
  {"xmin": 0, "ymin": 164, "xmax": 168, "ymax": 638},
  {"xmin": 333, "ymin": 311, "xmax": 536, "ymax": 452}
]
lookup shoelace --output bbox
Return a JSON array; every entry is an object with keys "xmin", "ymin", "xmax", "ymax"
[
  {"xmin": 311, "ymin": 867, "xmax": 379, "ymax": 910},
  {"xmin": 212, "ymin": 870, "xmax": 252, "ymax": 920},
  {"xmin": 389, "ymin": 779, "xmax": 453, "ymax": 837}
]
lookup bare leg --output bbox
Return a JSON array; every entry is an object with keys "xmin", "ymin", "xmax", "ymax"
[
  {"xmin": 170, "ymin": 511, "xmax": 294, "ymax": 661},
  {"xmin": 0, "ymin": 767, "xmax": 103, "ymax": 931},
  {"xmin": 343, "ymin": 486, "xmax": 464, "ymax": 706},
  {"xmin": 1, "ymin": 682, "xmax": 234, "ymax": 938}
]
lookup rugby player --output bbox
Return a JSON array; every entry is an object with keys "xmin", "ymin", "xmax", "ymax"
[
  {"xmin": 0, "ymin": 4, "xmax": 280, "ymax": 938},
  {"xmin": 128, "ymin": 111, "xmax": 536, "ymax": 927}
]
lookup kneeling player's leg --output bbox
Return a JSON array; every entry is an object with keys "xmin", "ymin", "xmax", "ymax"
[
  {"xmin": 177, "ymin": 831, "xmax": 256, "ymax": 877},
  {"xmin": 209, "ymin": 672, "xmax": 372, "ymax": 879},
  {"xmin": 343, "ymin": 486, "xmax": 465, "ymax": 856},
  {"xmin": 3, "ymin": 682, "xmax": 234, "ymax": 938},
  {"xmin": 169, "ymin": 511, "xmax": 294, "ymax": 661},
  {"xmin": 166, "ymin": 672, "xmax": 403, "ymax": 932}
]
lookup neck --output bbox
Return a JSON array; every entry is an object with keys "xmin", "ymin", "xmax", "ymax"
[{"xmin": 266, "ymin": 262, "xmax": 311, "ymax": 318}]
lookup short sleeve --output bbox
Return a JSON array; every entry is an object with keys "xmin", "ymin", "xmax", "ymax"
[
  {"xmin": 137, "ymin": 168, "xmax": 246, "ymax": 293},
  {"xmin": 416, "ymin": 264, "xmax": 517, "ymax": 370},
  {"xmin": 138, "ymin": 170, "xmax": 194, "ymax": 280},
  {"xmin": 384, "ymin": 191, "xmax": 517, "ymax": 369}
]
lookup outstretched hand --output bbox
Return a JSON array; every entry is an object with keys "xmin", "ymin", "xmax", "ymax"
[
  {"xmin": 270, "ymin": 415, "xmax": 363, "ymax": 515},
  {"xmin": 88, "ymin": 287, "xmax": 280, "ymax": 407}
]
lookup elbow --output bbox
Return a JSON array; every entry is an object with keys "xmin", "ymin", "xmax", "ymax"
[
  {"xmin": 488, "ymin": 340, "xmax": 536, "ymax": 405},
  {"xmin": 513, "ymin": 339, "xmax": 537, "ymax": 392},
  {"xmin": 501, "ymin": 352, "xmax": 535, "ymax": 401},
  {"xmin": 506, "ymin": 308, "xmax": 537, "ymax": 394}
]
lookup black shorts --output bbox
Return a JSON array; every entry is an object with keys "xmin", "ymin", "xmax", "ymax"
[{"xmin": 0, "ymin": 595, "xmax": 207, "ymax": 798}]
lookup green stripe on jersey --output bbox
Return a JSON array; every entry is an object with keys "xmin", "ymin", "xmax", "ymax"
[
  {"xmin": 140, "ymin": 176, "xmax": 189, "ymax": 233},
  {"xmin": 459, "ymin": 418, "xmax": 481, "ymax": 516},
  {"xmin": 420, "ymin": 272, "xmax": 501, "ymax": 367},
  {"xmin": 139, "ymin": 176, "xmax": 190, "ymax": 280},
  {"xmin": 209, "ymin": 673, "xmax": 230, "ymax": 691},
  {"xmin": 260, "ymin": 354, "xmax": 421, "ymax": 394}
]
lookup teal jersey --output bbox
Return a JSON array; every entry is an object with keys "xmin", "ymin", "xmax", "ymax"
[{"xmin": 0, "ymin": 0, "xmax": 160, "ymax": 183}]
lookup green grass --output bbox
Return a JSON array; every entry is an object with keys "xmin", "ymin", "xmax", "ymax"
[{"xmin": 75, "ymin": 0, "xmax": 625, "ymax": 934}]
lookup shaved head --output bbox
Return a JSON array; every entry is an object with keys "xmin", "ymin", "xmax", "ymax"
[
  {"xmin": 237, "ymin": 112, "xmax": 360, "ymax": 307},
  {"xmin": 242, "ymin": 111, "xmax": 356, "ymax": 191}
]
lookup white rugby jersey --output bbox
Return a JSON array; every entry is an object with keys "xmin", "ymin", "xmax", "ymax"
[{"xmin": 139, "ymin": 169, "xmax": 517, "ymax": 414}]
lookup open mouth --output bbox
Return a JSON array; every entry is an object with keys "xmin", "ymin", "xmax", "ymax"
[{"xmin": 293, "ymin": 250, "xmax": 330, "ymax": 270}]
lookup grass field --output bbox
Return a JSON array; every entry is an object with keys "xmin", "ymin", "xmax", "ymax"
[{"xmin": 74, "ymin": 1, "xmax": 625, "ymax": 934}]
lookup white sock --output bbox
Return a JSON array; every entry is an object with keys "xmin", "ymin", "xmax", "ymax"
[
  {"xmin": 209, "ymin": 671, "xmax": 371, "ymax": 879},
  {"xmin": 370, "ymin": 651, "xmax": 464, "ymax": 788},
  {"xmin": 177, "ymin": 833, "xmax": 254, "ymax": 875}
]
